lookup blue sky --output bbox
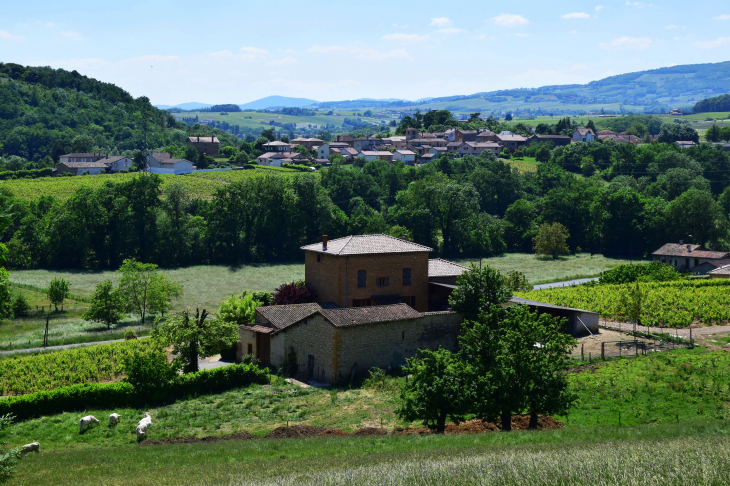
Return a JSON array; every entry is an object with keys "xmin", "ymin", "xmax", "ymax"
[{"xmin": 1, "ymin": 0, "xmax": 729, "ymax": 105}]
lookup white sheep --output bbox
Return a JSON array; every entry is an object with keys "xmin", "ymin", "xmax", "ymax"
[
  {"xmin": 21, "ymin": 442, "xmax": 39, "ymax": 454},
  {"xmin": 79, "ymin": 415, "xmax": 100, "ymax": 434},
  {"xmin": 136, "ymin": 412, "xmax": 152, "ymax": 441},
  {"xmin": 109, "ymin": 413, "xmax": 122, "ymax": 426}
]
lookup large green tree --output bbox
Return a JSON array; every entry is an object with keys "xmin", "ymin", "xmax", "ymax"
[
  {"xmin": 117, "ymin": 259, "xmax": 181, "ymax": 323},
  {"xmin": 83, "ymin": 279, "xmax": 124, "ymax": 329},
  {"xmin": 449, "ymin": 265, "xmax": 511, "ymax": 321}
]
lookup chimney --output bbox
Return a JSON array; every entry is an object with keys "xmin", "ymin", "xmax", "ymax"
[{"xmin": 322, "ymin": 235, "xmax": 328, "ymax": 251}]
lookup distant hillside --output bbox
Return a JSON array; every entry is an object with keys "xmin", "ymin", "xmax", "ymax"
[
  {"xmin": 0, "ymin": 63, "xmax": 237, "ymax": 164},
  {"xmin": 693, "ymin": 94, "xmax": 730, "ymax": 113},
  {"xmin": 239, "ymin": 96, "xmax": 318, "ymax": 110}
]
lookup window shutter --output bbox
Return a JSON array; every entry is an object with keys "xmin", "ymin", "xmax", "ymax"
[
  {"xmin": 386, "ymin": 277, "xmax": 390, "ymax": 286},
  {"xmin": 357, "ymin": 270, "xmax": 366, "ymax": 288}
]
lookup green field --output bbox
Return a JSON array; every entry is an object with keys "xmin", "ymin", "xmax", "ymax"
[{"xmin": 6, "ymin": 347, "xmax": 730, "ymax": 485}]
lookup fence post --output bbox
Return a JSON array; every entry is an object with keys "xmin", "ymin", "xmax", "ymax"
[
  {"xmin": 581, "ymin": 343, "xmax": 584, "ymax": 361},
  {"xmin": 589, "ymin": 352, "xmax": 591, "ymax": 363},
  {"xmin": 601, "ymin": 342, "xmax": 605, "ymax": 360},
  {"xmin": 690, "ymin": 327, "xmax": 693, "ymax": 349},
  {"xmin": 619, "ymin": 343, "xmax": 622, "ymax": 358},
  {"xmin": 635, "ymin": 339, "xmax": 638, "ymax": 357}
]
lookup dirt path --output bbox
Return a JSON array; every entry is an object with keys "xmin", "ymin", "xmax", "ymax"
[{"xmin": 601, "ymin": 321, "xmax": 730, "ymax": 338}]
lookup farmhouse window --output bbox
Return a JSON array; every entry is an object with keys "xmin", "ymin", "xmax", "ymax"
[
  {"xmin": 402, "ymin": 268, "xmax": 411, "ymax": 285},
  {"xmin": 353, "ymin": 298, "xmax": 371, "ymax": 307},
  {"xmin": 694, "ymin": 258, "xmax": 699, "ymax": 267},
  {"xmin": 376, "ymin": 277, "xmax": 390, "ymax": 287},
  {"xmin": 357, "ymin": 270, "xmax": 367, "ymax": 287},
  {"xmin": 247, "ymin": 344, "xmax": 253, "ymax": 354}
]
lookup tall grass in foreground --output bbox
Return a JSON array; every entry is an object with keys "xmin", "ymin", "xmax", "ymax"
[{"xmin": 248, "ymin": 436, "xmax": 730, "ymax": 486}]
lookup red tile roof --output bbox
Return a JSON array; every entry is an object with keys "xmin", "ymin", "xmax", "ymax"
[
  {"xmin": 708, "ymin": 264, "xmax": 730, "ymax": 276},
  {"xmin": 301, "ymin": 234, "xmax": 432, "ymax": 256}
]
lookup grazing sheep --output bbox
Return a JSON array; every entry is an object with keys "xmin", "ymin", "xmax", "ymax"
[
  {"xmin": 79, "ymin": 415, "xmax": 100, "ymax": 434},
  {"xmin": 109, "ymin": 413, "xmax": 122, "ymax": 426},
  {"xmin": 136, "ymin": 413, "xmax": 152, "ymax": 441},
  {"xmin": 21, "ymin": 442, "xmax": 39, "ymax": 454}
]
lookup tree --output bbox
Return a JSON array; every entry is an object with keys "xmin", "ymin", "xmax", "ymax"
[
  {"xmin": 503, "ymin": 270, "xmax": 532, "ymax": 292},
  {"xmin": 151, "ymin": 308, "xmax": 239, "ymax": 373},
  {"xmin": 0, "ymin": 414, "xmax": 21, "ymax": 484},
  {"xmin": 618, "ymin": 282, "xmax": 644, "ymax": 333},
  {"xmin": 260, "ymin": 128, "xmax": 276, "ymax": 141},
  {"xmin": 460, "ymin": 304, "xmax": 576, "ymax": 431},
  {"xmin": 534, "ymin": 123, "xmax": 550, "ymax": 135},
  {"xmin": 533, "ymin": 222, "xmax": 570, "ymax": 259},
  {"xmin": 449, "ymin": 265, "xmax": 511, "ymax": 322},
  {"xmin": 720, "ymin": 126, "xmax": 730, "ymax": 142},
  {"xmin": 657, "ymin": 121, "xmax": 699, "ymax": 144},
  {"xmin": 46, "ymin": 277, "xmax": 70, "ymax": 311},
  {"xmin": 120, "ymin": 344, "xmax": 177, "ymax": 389},
  {"xmin": 272, "ymin": 281, "xmax": 317, "ymax": 305},
  {"xmin": 117, "ymin": 259, "xmax": 182, "ymax": 323},
  {"xmin": 83, "ymin": 280, "xmax": 124, "ymax": 329},
  {"xmin": 705, "ymin": 125, "xmax": 721, "ymax": 143},
  {"xmin": 0, "ymin": 269, "xmax": 10, "ymax": 319},
  {"xmin": 586, "ymin": 119, "xmax": 597, "ymax": 133},
  {"xmin": 505, "ymin": 113, "xmax": 513, "ymax": 121},
  {"xmin": 534, "ymin": 145, "xmax": 551, "ymax": 162},
  {"xmin": 395, "ymin": 347, "xmax": 473, "ymax": 434},
  {"xmin": 217, "ymin": 293, "xmax": 261, "ymax": 325}
]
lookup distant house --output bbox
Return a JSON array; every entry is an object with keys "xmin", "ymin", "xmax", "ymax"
[
  {"xmin": 335, "ymin": 135, "xmax": 355, "ymax": 147},
  {"xmin": 572, "ymin": 129, "xmax": 595, "ymax": 143},
  {"xmin": 476, "ymin": 130, "xmax": 497, "ymax": 142},
  {"xmin": 457, "ymin": 142, "xmax": 501, "ymax": 157},
  {"xmin": 59, "ymin": 152, "xmax": 108, "ymax": 164},
  {"xmin": 495, "ymin": 134, "xmax": 527, "ymax": 150},
  {"xmin": 526, "ymin": 134, "xmax": 571, "ymax": 147},
  {"xmin": 454, "ymin": 130, "xmax": 477, "ymax": 143},
  {"xmin": 262, "ymin": 141, "xmax": 291, "ymax": 152},
  {"xmin": 289, "ymin": 138, "xmax": 323, "ymax": 150},
  {"xmin": 317, "ymin": 142, "xmax": 350, "ymax": 160},
  {"xmin": 428, "ymin": 147, "xmax": 449, "ymax": 157},
  {"xmin": 55, "ymin": 155, "xmax": 133, "ymax": 176},
  {"xmin": 675, "ymin": 141, "xmax": 696, "ymax": 149},
  {"xmin": 147, "ymin": 152, "xmax": 194, "ymax": 175},
  {"xmin": 357, "ymin": 151, "xmax": 394, "ymax": 162},
  {"xmin": 708, "ymin": 264, "xmax": 730, "ymax": 279},
  {"xmin": 393, "ymin": 149, "xmax": 416, "ymax": 164},
  {"xmin": 652, "ymin": 242, "xmax": 730, "ymax": 272},
  {"xmin": 186, "ymin": 136, "xmax": 219, "ymax": 156},
  {"xmin": 712, "ymin": 142, "xmax": 730, "ymax": 152},
  {"xmin": 669, "ymin": 108, "xmax": 683, "ymax": 116},
  {"xmin": 256, "ymin": 152, "xmax": 308, "ymax": 167},
  {"xmin": 419, "ymin": 153, "xmax": 436, "ymax": 163}
]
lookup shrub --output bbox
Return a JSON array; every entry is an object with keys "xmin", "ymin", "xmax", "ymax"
[
  {"xmin": 272, "ymin": 281, "xmax": 317, "ymax": 305},
  {"xmin": 217, "ymin": 293, "xmax": 261, "ymax": 325},
  {"xmin": 124, "ymin": 329, "xmax": 138, "ymax": 340},
  {"xmin": 0, "ymin": 363, "xmax": 268, "ymax": 421},
  {"xmin": 10, "ymin": 294, "xmax": 30, "ymax": 319},
  {"xmin": 599, "ymin": 262, "xmax": 680, "ymax": 285}
]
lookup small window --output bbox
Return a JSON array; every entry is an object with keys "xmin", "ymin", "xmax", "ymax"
[
  {"xmin": 694, "ymin": 258, "xmax": 699, "ymax": 267},
  {"xmin": 247, "ymin": 343, "xmax": 253, "ymax": 354},
  {"xmin": 353, "ymin": 298, "xmax": 371, "ymax": 307},
  {"xmin": 377, "ymin": 277, "xmax": 390, "ymax": 287},
  {"xmin": 403, "ymin": 268, "xmax": 411, "ymax": 285},
  {"xmin": 357, "ymin": 270, "xmax": 367, "ymax": 287}
]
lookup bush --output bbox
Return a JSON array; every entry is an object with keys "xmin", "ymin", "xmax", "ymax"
[
  {"xmin": 272, "ymin": 281, "xmax": 317, "ymax": 305},
  {"xmin": 219, "ymin": 344, "xmax": 238, "ymax": 362},
  {"xmin": 124, "ymin": 329, "xmax": 138, "ymax": 340},
  {"xmin": 599, "ymin": 261, "xmax": 679, "ymax": 285},
  {"xmin": 0, "ymin": 363, "xmax": 268, "ymax": 421},
  {"xmin": 10, "ymin": 294, "xmax": 30, "ymax": 318}
]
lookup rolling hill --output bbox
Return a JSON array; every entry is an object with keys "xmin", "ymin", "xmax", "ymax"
[{"xmin": 239, "ymin": 96, "xmax": 319, "ymax": 110}]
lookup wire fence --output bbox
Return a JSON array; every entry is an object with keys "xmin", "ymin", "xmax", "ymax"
[{"xmin": 573, "ymin": 333, "xmax": 692, "ymax": 362}]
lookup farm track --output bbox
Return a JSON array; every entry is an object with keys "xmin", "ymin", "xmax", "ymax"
[{"xmin": 601, "ymin": 321, "xmax": 730, "ymax": 338}]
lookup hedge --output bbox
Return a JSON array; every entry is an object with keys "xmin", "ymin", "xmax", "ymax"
[
  {"xmin": 0, "ymin": 363, "xmax": 269, "ymax": 421},
  {"xmin": 0, "ymin": 168, "xmax": 53, "ymax": 180}
]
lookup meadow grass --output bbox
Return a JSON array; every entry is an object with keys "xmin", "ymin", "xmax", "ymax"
[{"xmin": 10, "ymin": 421, "xmax": 730, "ymax": 486}]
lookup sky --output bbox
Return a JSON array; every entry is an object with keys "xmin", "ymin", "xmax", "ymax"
[{"xmin": 1, "ymin": 0, "xmax": 729, "ymax": 105}]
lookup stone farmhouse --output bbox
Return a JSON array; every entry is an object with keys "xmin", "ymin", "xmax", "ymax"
[
  {"xmin": 186, "ymin": 136, "xmax": 219, "ymax": 156},
  {"xmin": 55, "ymin": 153, "xmax": 133, "ymax": 176},
  {"xmin": 237, "ymin": 234, "xmax": 467, "ymax": 383},
  {"xmin": 146, "ymin": 152, "xmax": 194, "ymax": 175},
  {"xmin": 237, "ymin": 234, "xmax": 599, "ymax": 384}
]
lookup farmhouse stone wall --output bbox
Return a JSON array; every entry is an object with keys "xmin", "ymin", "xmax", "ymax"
[
  {"xmin": 304, "ymin": 251, "xmax": 430, "ymax": 312},
  {"xmin": 267, "ymin": 311, "xmax": 462, "ymax": 384}
]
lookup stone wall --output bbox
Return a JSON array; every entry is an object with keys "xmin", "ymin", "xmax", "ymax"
[
  {"xmin": 268, "ymin": 311, "xmax": 462, "ymax": 384},
  {"xmin": 237, "ymin": 327, "xmax": 258, "ymax": 360},
  {"xmin": 304, "ymin": 251, "xmax": 430, "ymax": 312}
]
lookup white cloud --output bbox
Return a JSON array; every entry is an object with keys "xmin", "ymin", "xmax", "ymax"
[
  {"xmin": 308, "ymin": 45, "xmax": 346, "ymax": 53},
  {"xmin": 665, "ymin": 24, "xmax": 678, "ymax": 29},
  {"xmin": 381, "ymin": 33, "xmax": 429, "ymax": 42},
  {"xmin": 595, "ymin": 5, "xmax": 604, "ymax": 10},
  {"xmin": 570, "ymin": 30, "xmax": 578, "ymax": 34},
  {"xmin": 561, "ymin": 12, "xmax": 590, "ymax": 19},
  {"xmin": 490, "ymin": 13, "xmax": 529, "ymax": 26},
  {"xmin": 236, "ymin": 46, "xmax": 268, "ymax": 61},
  {"xmin": 713, "ymin": 14, "xmax": 730, "ymax": 20},
  {"xmin": 514, "ymin": 33, "xmax": 529, "ymax": 37},
  {"xmin": 436, "ymin": 28, "xmax": 466, "ymax": 34},
  {"xmin": 599, "ymin": 36, "xmax": 654, "ymax": 50},
  {"xmin": 0, "ymin": 31, "xmax": 24, "ymax": 41},
  {"xmin": 693, "ymin": 37, "xmax": 730, "ymax": 49},
  {"xmin": 268, "ymin": 57, "xmax": 297, "ymax": 66},
  {"xmin": 61, "ymin": 31, "xmax": 85, "ymax": 41},
  {"xmin": 626, "ymin": 1, "xmax": 653, "ymax": 7},
  {"xmin": 472, "ymin": 34, "xmax": 487, "ymax": 40},
  {"xmin": 429, "ymin": 17, "xmax": 452, "ymax": 26}
]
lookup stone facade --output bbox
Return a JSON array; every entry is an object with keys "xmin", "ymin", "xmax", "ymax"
[
  {"xmin": 239, "ymin": 310, "xmax": 462, "ymax": 384},
  {"xmin": 304, "ymin": 251, "xmax": 430, "ymax": 312},
  {"xmin": 186, "ymin": 136, "xmax": 219, "ymax": 156}
]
